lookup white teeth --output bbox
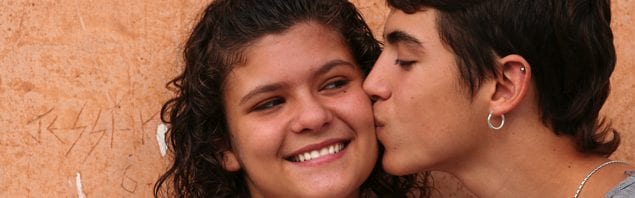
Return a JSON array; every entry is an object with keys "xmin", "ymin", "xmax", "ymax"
[
  {"xmin": 304, "ymin": 153, "xmax": 311, "ymax": 161},
  {"xmin": 292, "ymin": 143, "xmax": 345, "ymax": 162},
  {"xmin": 319, "ymin": 147, "xmax": 329, "ymax": 156}
]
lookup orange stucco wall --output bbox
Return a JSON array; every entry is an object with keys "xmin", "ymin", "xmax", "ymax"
[{"xmin": 1, "ymin": 0, "xmax": 632, "ymax": 197}]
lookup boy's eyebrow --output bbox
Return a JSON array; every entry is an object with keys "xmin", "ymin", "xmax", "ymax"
[{"xmin": 385, "ymin": 30, "xmax": 423, "ymax": 47}]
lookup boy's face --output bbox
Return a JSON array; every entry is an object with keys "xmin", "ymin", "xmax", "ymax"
[{"xmin": 364, "ymin": 8, "xmax": 490, "ymax": 175}]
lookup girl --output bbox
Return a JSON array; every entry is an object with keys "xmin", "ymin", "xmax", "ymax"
[{"xmin": 154, "ymin": 0, "xmax": 430, "ymax": 197}]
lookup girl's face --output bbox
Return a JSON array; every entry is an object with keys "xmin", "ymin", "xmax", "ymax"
[{"xmin": 222, "ymin": 22, "xmax": 377, "ymax": 198}]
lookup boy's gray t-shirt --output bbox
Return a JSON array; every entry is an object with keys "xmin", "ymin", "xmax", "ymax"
[{"xmin": 606, "ymin": 171, "xmax": 635, "ymax": 198}]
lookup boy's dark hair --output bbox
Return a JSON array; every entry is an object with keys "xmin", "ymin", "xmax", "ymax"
[{"xmin": 388, "ymin": 0, "xmax": 619, "ymax": 156}]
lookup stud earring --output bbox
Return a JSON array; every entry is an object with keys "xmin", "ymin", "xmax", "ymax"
[{"xmin": 520, "ymin": 66, "xmax": 526, "ymax": 72}]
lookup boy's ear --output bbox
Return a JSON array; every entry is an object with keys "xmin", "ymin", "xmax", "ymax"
[
  {"xmin": 222, "ymin": 150, "xmax": 241, "ymax": 172},
  {"xmin": 489, "ymin": 54, "xmax": 531, "ymax": 115}
]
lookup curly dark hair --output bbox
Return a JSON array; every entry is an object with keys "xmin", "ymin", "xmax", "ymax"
[
  {"xmin": 388, "ymin": 0, "xmax": 619, "ymax": 156},
  {"xmin": 154, "ymin": 0, "xmax": 431, "ymax": 197}
]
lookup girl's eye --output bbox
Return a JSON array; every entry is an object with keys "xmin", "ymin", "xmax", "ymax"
[
  {"xmin": 252, "ymin": 98, "xmax": 285, "ymax": 111},
  {"xmin": 395, "ymin": 59, "xmax": 417, "ymax": 70},
  {"xmin": 322, "ymin": 79, "xmax": 349, "ymax": 90}
]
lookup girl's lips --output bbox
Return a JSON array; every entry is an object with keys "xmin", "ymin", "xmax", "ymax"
[
  {"xmin": 285, "ymin": 139, "xmax": 350, "ymax": 162},
  {"xmin": 287, "ymin": 142, "xmax": 350, "ymax": 166},
  {"xmin": 287, "ymin": 142, "xmax": 347, "ymax": 162}
]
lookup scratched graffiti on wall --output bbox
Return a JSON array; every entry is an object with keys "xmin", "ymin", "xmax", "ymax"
[{"xmin": 24, "ymin": 104, "xmax": 158, "ymax": 163}]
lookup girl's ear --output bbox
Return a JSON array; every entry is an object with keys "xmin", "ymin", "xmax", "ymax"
[
  {"xmin": 489, "ymin": 54, "xmax": 531, "ymax": 115},
  {"xmin": 222, "ymin": 150, "xmax": 241, "ymax": 172}
]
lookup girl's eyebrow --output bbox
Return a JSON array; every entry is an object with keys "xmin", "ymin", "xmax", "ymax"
[
  {"xmin": 239, "ymin": 83, "xmax": 285, "ymax": 105},
  {"xmin": 239, "ymin": 59, "xmax": 354, "ymax": 105},
  {"xmin": 315, "ymin": 59, "xmax": 356, "ymax": 77}
]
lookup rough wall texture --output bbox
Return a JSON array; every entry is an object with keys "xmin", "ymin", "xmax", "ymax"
[{"xmin": 0, "ymin": 0, "xmax": 632, "ymax": 197}]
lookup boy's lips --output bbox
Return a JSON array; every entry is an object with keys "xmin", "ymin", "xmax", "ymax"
[{"xmin": 374, "ymin": 117, "xmax": 385, "ymax": 127}]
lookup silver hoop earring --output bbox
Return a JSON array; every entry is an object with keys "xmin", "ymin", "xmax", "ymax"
[{"xmin": 487, "ymin": 112, "xmax": 505, "ymax": 130}]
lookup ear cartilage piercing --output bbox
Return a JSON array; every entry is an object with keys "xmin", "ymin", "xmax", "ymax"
[{"xmin": 520, "ymin": 67, "xmax": 526, "ymax": 72}]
